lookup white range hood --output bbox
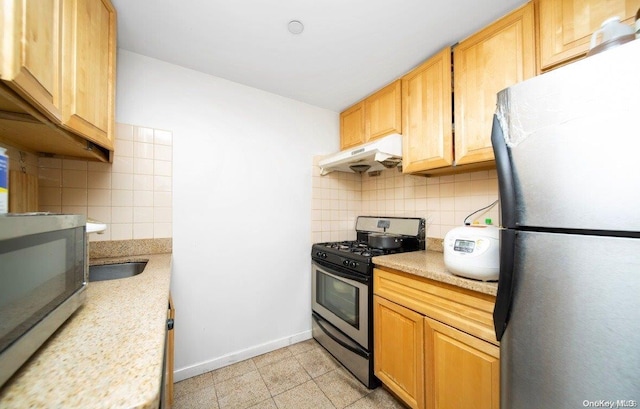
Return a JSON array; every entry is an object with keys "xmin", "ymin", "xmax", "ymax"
[{"xmin": 318, "ymin": 133, "xmax": 402, "ymax": 176}]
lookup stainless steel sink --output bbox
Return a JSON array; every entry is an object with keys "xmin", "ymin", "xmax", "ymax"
[{"xmin": 88, "ymin": 262, "xmax": 147, "ymax": 282}]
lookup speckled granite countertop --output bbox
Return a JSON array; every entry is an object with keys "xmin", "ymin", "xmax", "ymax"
[
  {"xmin": 373, "ymin": 251, "xmax": 498, "ymax": 296},
  {"xmin": 0, "ymin": 253, "xmax": 172, "ymax": 409}
]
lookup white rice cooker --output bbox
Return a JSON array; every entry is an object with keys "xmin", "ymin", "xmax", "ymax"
[{"xmin": 444, "ymin": 225, "xmax": 500, "ymax": 281}]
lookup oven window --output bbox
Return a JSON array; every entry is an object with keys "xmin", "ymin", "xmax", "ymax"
[
  {"xmin": 0, "ymin": 228, "xmax": 84, "ymax": 354},
  {"xmin": 316, "ymin": 272, "xmax": 359, "ymax": 329}
]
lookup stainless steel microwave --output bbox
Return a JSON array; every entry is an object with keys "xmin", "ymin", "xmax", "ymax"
[{"xmin": 0, "ymin": 213, "xmax": 87, "ymax": 387}]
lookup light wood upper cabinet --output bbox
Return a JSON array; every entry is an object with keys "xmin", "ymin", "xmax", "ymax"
[
  {"xmin": 0, "ymin": 0, "xmax": 115, "ymax": 161},
  {"xmin": 374, "ymin": 295, "xmax": 425, "ymax": 409},
  {"xmin": 454, "ymin": 2, "xmax": 535, "ymax": 166},
  {"xmin": 365, "ymin": 80, "xmax": 402, "ymax": 142},
  {"xmin": 340, "ymin": 80, "xmax": 402, "ymax": 150},
  {"xmin": 401, "ymin": 47, "xmax": 452, "ymax": 174},
  {"xmin": 61, "ymin": 0, "xmax": 117, "ymax": 150},
  {"xmin": 401, "ymin": 2, "xmax": 535, "ymax": 175},
  {"xmin": 0, "ymin": 0, "xmax": 63, "ymax": 121},
  {"xmin": 538, "ymin": 0, "xmax": 640, "ymax": 71},
  {"xmin": 425, "ymin": 317, "xmax": 500, "ymax": 409},
  {"xmin": 340, "ymin": 101, "xmax": 365, "ymax": 150}
]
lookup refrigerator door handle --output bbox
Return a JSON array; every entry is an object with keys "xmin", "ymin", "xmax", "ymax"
[
  {"xmin": 491, "ymin": 114, "xmax": 517, "ymax": 229},
  {"xmin": 494, "ymin": 228, "xmax": 516, "ymax": 341}
]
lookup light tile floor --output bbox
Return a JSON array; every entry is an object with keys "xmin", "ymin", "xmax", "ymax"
[{"xmin": 172, "ymin": 339, "xmax": 407, "ymax": 409}]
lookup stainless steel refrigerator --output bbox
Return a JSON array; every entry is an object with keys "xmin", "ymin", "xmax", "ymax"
[{"xmin": 491, "ymin": 40, "xmax": 640, "ymax": 408}]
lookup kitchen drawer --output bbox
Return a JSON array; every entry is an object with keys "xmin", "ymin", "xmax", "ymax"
[{"xmin": 374, "ymin": 267, "xmax": 498, "ymax": 345}]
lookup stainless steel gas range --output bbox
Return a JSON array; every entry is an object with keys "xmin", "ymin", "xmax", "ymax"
[{"xmin": 311, "ymin": 216, "xmax": 425, "ymax": 388}]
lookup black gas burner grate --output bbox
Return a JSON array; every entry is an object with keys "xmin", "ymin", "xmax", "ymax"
[{"xmin": 318, "ymin": 240, "xmax": 400, "ymax": 256}]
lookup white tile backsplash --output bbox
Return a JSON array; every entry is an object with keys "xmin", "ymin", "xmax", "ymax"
[
  {"xmin": 112, "ymin": 156, "xmax": 134, "ymax": 174},
  {"xmin": 62, "ymin": 188, "xmax": 88, "ymax": 206},
  {"xmin": 133, "ymin": 207, "xmax": 154, "ymax": 223},
  {"xmin": 134, "ymin": 127, "xmax": 154, "ymax": 143},
  {"xmin": 134, "ymin": 142, "xmax": 154, "ymax": 159},
  {"xmin": 154, "ymin": 191, "xmax": 172, "ymax": 207},
  {"xmin": 111, "ymin": 173, "xmax": 134, "ymax": 190},
  {"xmin": 153, "ymin": 129, "xmax": 172, "ymax": 146},
  {"xmin": 111, "ymin": 206, "xmax": 133, "ymax": 223},
  {"xmin": 134, "ymin": 158, "xmax": 154, "ymax": 175},
  {"xmin": 154, "ymin": 145, "xmax": 172, "ymax": 161},
  {"xmin": 110, "ymin": 223, "xmax": 133, "ymax": 240},
  {"xmin": 154, "ymin": 160, "xmax": 172, "ymax": 177},
  {"xmin": 37, "ymin": 123, "xmax": 173, "ymax": 241},
  {"xmin": 311, "ymin": 155, "xmax": 499, "ymax": 240},
  {"xmin": 112, "ymin": 189, "xmax": 134, "ymax": 207},
  {"xmin": 88, "ymin": 189, "xmax": 111, "ymax": 206},
  {"xmin": 39, "ymin": 187, "xmax": 61, "ymax": 206},
  {"xmin": 87, "ymin": 171, "xmax": 111, "ymax": 189},
  {"xmin": 115, "ymin": 139, "xmax": 134, "ymax": 157},
  {"xmin": 62, "ymin": 159, "xmax": 87, "ymax": 171}
]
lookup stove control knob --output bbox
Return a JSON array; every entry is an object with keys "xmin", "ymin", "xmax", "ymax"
[
  {"xmin": 350, "ymin": 261, "xmax": 357, "ymax": 268},
  {"xmin": 343, "ymin": 260, "xmax": 350, "ymax": 266},
  {"xmin": 321, "ymin": 252, "xmax": 327, "ymax": 259}
]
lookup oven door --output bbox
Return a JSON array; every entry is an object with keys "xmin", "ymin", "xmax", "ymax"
[{"xmin": 311, "ymin": 260, "xmax": 369, "ymax": 348}]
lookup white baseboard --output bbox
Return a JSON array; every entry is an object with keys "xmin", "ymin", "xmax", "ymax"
[{"xmin": 173, "ymin": 330, "xmax": 312, "ymax": 382}]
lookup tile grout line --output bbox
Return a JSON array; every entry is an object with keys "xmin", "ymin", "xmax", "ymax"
[
  {"xmin": 311, "ymin": 376, "xmax": 339, "ymax": 409},
  {"xmin": 176, "ymin": 340, "xmax": 392, "ymax": 409},
  {"xmin": 292, "ymin": 347, "xmax": 355, "ymax": 409},
  {"xmin": 252, "ymin": 348, "xmax": 317, "ymax": 408},
  {"xmin": 212, "ymin": 372, "xmax": 222, "ymax": 409},
  {"xmin": 291, "ymin": 351, "xmax": 336, "ymax": 407}
]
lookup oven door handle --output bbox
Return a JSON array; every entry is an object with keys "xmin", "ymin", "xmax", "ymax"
[
  {"xmin": 313, "ymin": 313, "xmax": 369, "ymax": 359},
  {"xmin": 312, "ymin": 260, "xmax": 369, "ymax": 284}
]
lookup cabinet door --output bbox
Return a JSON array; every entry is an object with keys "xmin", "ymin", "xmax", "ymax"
[
  {"xmin": 401, "ymin": 47, "xmax": 452, "ymax": 173},
  {"xmin": 425, "ymin": 318, "xmax": 499, "ymax": 409},
  {"xmin": 374, "ymin": 295, "xmax": 425, "ymax": 409},
  {"xmin": 0, "ymin": 0, "xmax": 62, "ymax": 120},
  {"xmin": 454, "ymin": 2, "xmax": 535, "ymax": 166},
  {"xmin": 340, "ymin": 101, "xmax": 365, "ymax": 150},
  {"xmin": 538, "ymin": 0, "xmax": 640, "ymax": 70},
  {"xmin": 61, "ymin": 0, "xmax": 116, "ymax": 150},
  {"xmin": 365, "ymin": 80, "xmax": 402, "ymax": 141}
]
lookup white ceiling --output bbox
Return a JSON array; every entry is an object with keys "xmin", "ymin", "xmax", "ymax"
[{"xmin": 111, "ymin": 0, "xmax": 528, "ymax": 112}]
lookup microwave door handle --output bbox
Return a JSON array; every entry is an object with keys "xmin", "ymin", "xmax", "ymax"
[{"xmin": 313, "ymin": 314, "xmax": 368, "ymax": 359}]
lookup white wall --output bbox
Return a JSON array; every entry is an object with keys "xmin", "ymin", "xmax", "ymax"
[{"xmin": 115, "ymin": 50, "xmax": 339, "ymax": 380}]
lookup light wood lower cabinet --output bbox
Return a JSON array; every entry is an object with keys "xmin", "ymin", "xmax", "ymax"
[
  {"xmin": 425, "ymin": 318, "xmax": 500, "ymax": 409},
  {"xmin": 374, "ymin": 295, "xmax": 425, "ymax": 409},
  {"xmin": 373, "ymin": 267, "xmax": 499, "ymax": 409}
]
